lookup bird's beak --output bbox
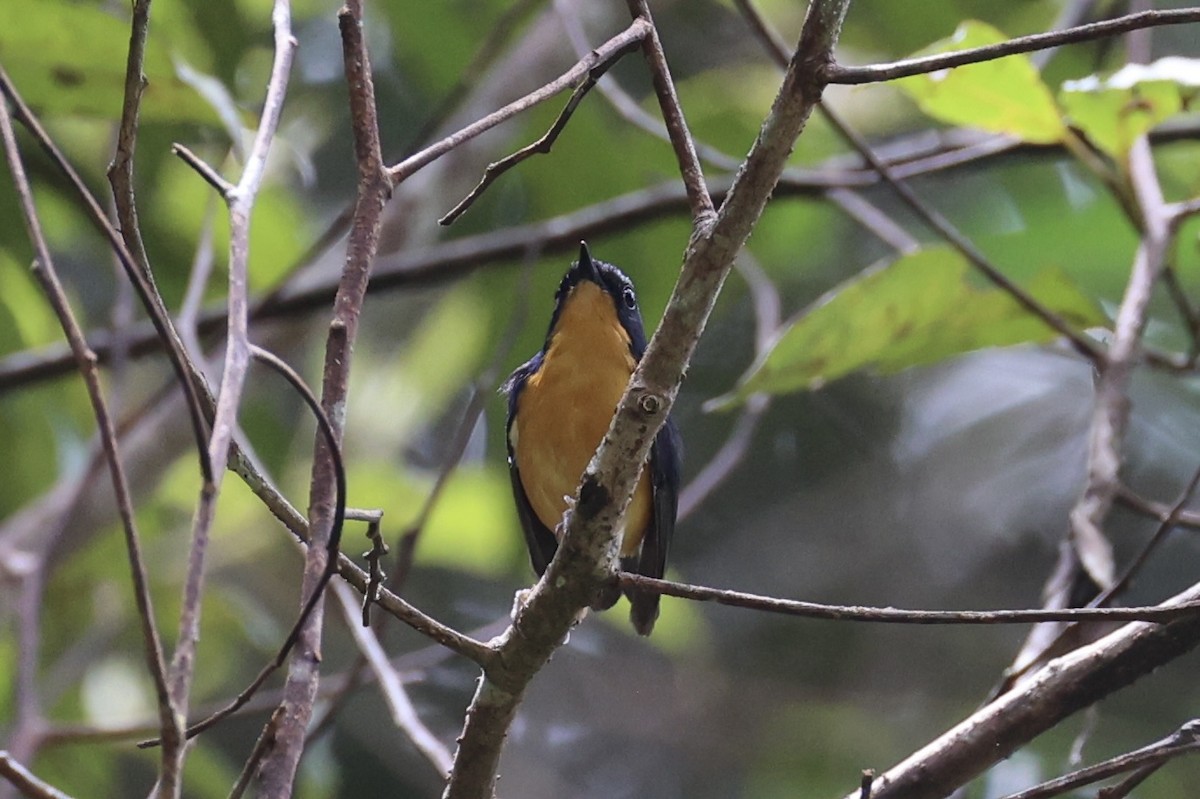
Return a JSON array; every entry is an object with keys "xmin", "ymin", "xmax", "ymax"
[{"xmin": 577, "ymin": 241, "xmax": 599, "ymax": 283}]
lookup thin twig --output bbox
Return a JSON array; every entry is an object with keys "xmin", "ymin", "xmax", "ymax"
[
  {"xmin": 0, "ymin": 65, "xmax": 214, "ymax": 482},
  {"xmin": 355, "ymin": 510, "xmax": 387, "ymax": 626},
  {"xmin": 625, "ymin": 0, "xmax": 714, "ymax": 220},
  {"xmin": 402, "ymin": 0, "xmax": 546, "ymax": 153},
  {"xmin": 1116, "ymin": 483, "xmax": 1200, "ymax": 531},
  {"xmin": 678, "ymin": 253, "xmax": 779, "ymax": 519},
  {"xmin": 996, "ymin": 720, "xmax": 1200, "ymax": 799},
  {"xmin": 256, "ymin": 4, "xmax": 388, "ymax": 795},
  {"xmin": 837, "ymin": 581, "xmax": 1200, "ymax": 799},
  {"xmin": 0, "ymin": 752, "xmax": 75, "ymax": 799},
  {"xmin": 439, "ymin": 34, "xmax": 643, "ymax": 225},
  {"xmin": 164, "ymin": 2, "xmax": 297, "ymax": 786},
  {"xmin": 555, "ymin": 0, "xmax": 742, "ymax": 172},
  {"xmin": 0, "ymin": 89, "xmax": 176, "ymax": 774},
  {"xmin": 735, "ymin": 0, "xmax": 1106, "ymax": 362},
  {"xmin": 333, "ymin": 581, "xmax": 454, "ymax": 776},
  {"xmin": 827, "ymin": 105, "xmax": 1104, "ymax": 362},
  {"xmin": 615, "ymin": 573, "xmax": 1200, "ymax": 625},
  {"xmin": 388, "ymin": 18, "xmax": 651, "ymax": 185},
  {"xmin": 141, "ymin": 344, "xmax": 347, "ymax": 748},
  {"xmin": 172, "ymin": 143, "xmax": 234, "ymax": 196},
  {"xmin": 386, "ymin": 390, "xmax": 487, "ymax": 594},
  {"xmin": 826, "ymin": 9, "xmax": 1200, "ymax": 85},
  {"xmin": 15, "ymin": 120, "xmax": 1200, "ymax": 392},
  {"xmin": 1069, "ymin": 135, "xmax": 1170, "ymax": 589},
  {"xmin": 1102, "ymin": 462, "xmax": 1200, "ymax": 604},
  {"xmin": 226, "ymin": 707, "xmax": 285, "ymax": 799},
  {"xmin": 996, "ymin": 461, "xmax": 1200, "ymax": 693}
]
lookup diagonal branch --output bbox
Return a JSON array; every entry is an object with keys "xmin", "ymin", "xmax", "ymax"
[
  {"xmin": 0, "ymin": 66, "xmax": 213, "ymax": 483},
  {"xmin": 0, "ymin": 86, "xmax": 176, "ymax": 790},
  {"xmin": 624, "ymin": 0, "xmax": 714, "ymax": 219},
  {"xmin": 997, "ymin": 720, "xmax": 1200, "ymax": 799},
  {"xmin": 439, "ymin": 33, "xmax": 644, "ymax": 225},
  {"xmin": 388, "ymin": 17, "xmax": 650, "ymax": 186},
  {"xmin": 441, "ymin": 3, "xmax": 852, "ymax": 797},
  {"xmin": 841, "ymin": 581, "xmax": 1200, "ymax": 799}
]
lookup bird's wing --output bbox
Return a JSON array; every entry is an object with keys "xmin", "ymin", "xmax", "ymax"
[
  {"xmin": 504, "ymin": 356, "xmax": 559, "ymax": 576},
  {"xmin": 629, "ymin": 415, "xmax": 682, "ymax": 634}
]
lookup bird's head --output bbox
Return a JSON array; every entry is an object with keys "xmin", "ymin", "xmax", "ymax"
[{"xmin": 543, "ymin": 242, "xmax": 650, "ymax": 357}]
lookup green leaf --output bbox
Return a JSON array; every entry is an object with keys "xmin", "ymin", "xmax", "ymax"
[
  {"xmin": 1060, "ymin": 57, "xmax": 1200, "ymax": 160},
  {"xmin": 895, "ymin": 21, "xmax": 1066, "ymax": 144},
  {"xmin": 0, "ymin": 1, "xmax": 217, "ymax": 124},
  {"xmin": 0, "ymin": 252, "xmax": 58, "ymax": 353},
  {"xmin": 708, "ymin": 248, "xmax": 1104, "ymax": 409}
]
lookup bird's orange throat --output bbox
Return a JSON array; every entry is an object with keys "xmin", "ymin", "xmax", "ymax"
[{"xmin": 511, "ymin": 281, "xmax": 653, "ymax": 556}]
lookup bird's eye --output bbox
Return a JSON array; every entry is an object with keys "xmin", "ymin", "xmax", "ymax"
[{"xmin": 621, "ymin": 287, "xmax": 637, "ymax": 309}]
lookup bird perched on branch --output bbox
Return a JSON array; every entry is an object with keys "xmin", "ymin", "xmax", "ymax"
[{"xmin": 503, "ymin": 242, "xmax": 681, "ymax": 636}]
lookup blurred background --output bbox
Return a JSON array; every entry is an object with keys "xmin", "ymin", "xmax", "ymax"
[{"xmin": 3, "ymin": 1, "xmax": 1200, "ymax": 797}]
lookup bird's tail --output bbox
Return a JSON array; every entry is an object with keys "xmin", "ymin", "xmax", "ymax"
[{"xmin": 621, "ymin": 555, "xmax": 659, "ymax": 636}]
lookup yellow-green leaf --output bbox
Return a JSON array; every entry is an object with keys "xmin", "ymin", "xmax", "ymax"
[
  {"xmin": 1060, "ymin": 57, "xmax": 1200, "ymax": 160},
  {"xmin": 0, "ymin": 1, "xmax": 217, "ymax": 124},
  {"xmin": 708, "ymin": 248, "xmax": 1104, "ymax": 409},
  {"xmin": 895, "ymin": 21, "xmax": 1066, "ymax": 144}
]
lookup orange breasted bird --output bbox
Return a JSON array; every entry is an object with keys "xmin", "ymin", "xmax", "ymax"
[{"xmin": 503, "ymin": 243, "xmax": 681, "ymax": 636}]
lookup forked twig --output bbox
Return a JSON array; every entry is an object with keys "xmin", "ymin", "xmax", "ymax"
[
  {"xmin": 439, "ymin": 34, "xmax": 644, "ymax": 225},
  {"xmin": 0, "ymin": 79, "xmax": 177, "ymax": 777},
  {"xmin": 140, "ymin": 345, "xmax": 346, "ymax": 748}
]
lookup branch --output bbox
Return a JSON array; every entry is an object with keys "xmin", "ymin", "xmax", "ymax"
[
  {"xmin": 0, "ymin": 753, "xmax": 74, "ymax": 799},
  {"xmin": 388, "ymin": 17, "xmax": 651, "ymax": 185},
  {"xmin": 1070, "ymin": 137, "xmax": 1171, "ymax": 587},
  {"xmin": 826, "ymin": 8, "xmax": 1200, "ymax": 85},
  {"xmin": 555, "ymin": 0, "xmax": 742, "ymax": 172},
  {"xmin": 256, "ymin": 2, "xmax": 389, "ymax": 794},
  {"xmin": 840, "ymin": 581, "xmax": 1200, "ymax": 799},
  {"xmin": 997, "ymin": 721, "xmax": 1200, "ymax": 799},
  {"xmin": 441, "ymin": 3, "xmax": 852, "ymax": 797},
  {"xmin": 19, "ymin": 121, "xmax": 1200, "ymax": 392},
  {"xmin": 333, "ymin": 581, "xmax": 453, "ymax": 776},
  {"xmin": 139, "ymin": 345, "xmax": 346, "ymax": 750},
  {"xmin": 615, "ymin": 573, "xmax": 1200, "ymax": 625},
  {"xmin": 438, "ymin": 31, "xmax": 643, "ymax": 225},
  {"xmin": 0, "ymin": 87, "xmax": 176, "ymax": 787},
  {"xmin": 0, "ymin": 66, "xmax": 213, "ymax": 482},
  {"xmin": 625, "ymin": 0, "xmax": 714, "ymax": 218},
  {"xmin": 164, "ymin": 2, "xmax": 296, "ymax": 789}
]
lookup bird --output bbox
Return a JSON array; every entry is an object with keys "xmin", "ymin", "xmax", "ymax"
[{"xmin": 503, "ymin": 242, "xmax": 681, "ymax": 636}]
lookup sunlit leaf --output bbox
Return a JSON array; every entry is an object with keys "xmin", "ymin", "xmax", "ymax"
[
  {"xmin": 895, "ymin": 21, "xmax": 1066, "ymax": 144},
  {"xmin": 0, "ymin": 0, "xmax": 217, "ymax": 124},
  {"xmin": 708, "ymin": 248, "xmax": 1104, "ymax": 409},
  {"xmin": 1060, "ymin": 57, "xmax": 1200, "ymax": 160}
]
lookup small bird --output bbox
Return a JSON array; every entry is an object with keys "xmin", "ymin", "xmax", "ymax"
[{"xmin": 503, "ymin": 243, "xmax": 681, "ymax": 635}]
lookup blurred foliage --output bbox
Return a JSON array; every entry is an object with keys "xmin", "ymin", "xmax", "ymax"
[
  {"xmin": 2, "ymin": 1, "xmax": 1200, "ymax": 798},
  {"xmin": 712, "ymin": 248, "xmax": 1105, "ymax": 407},
  {"xmin": 896, "ymin": 21, "xmax": 1069, "ymax": 143}
]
